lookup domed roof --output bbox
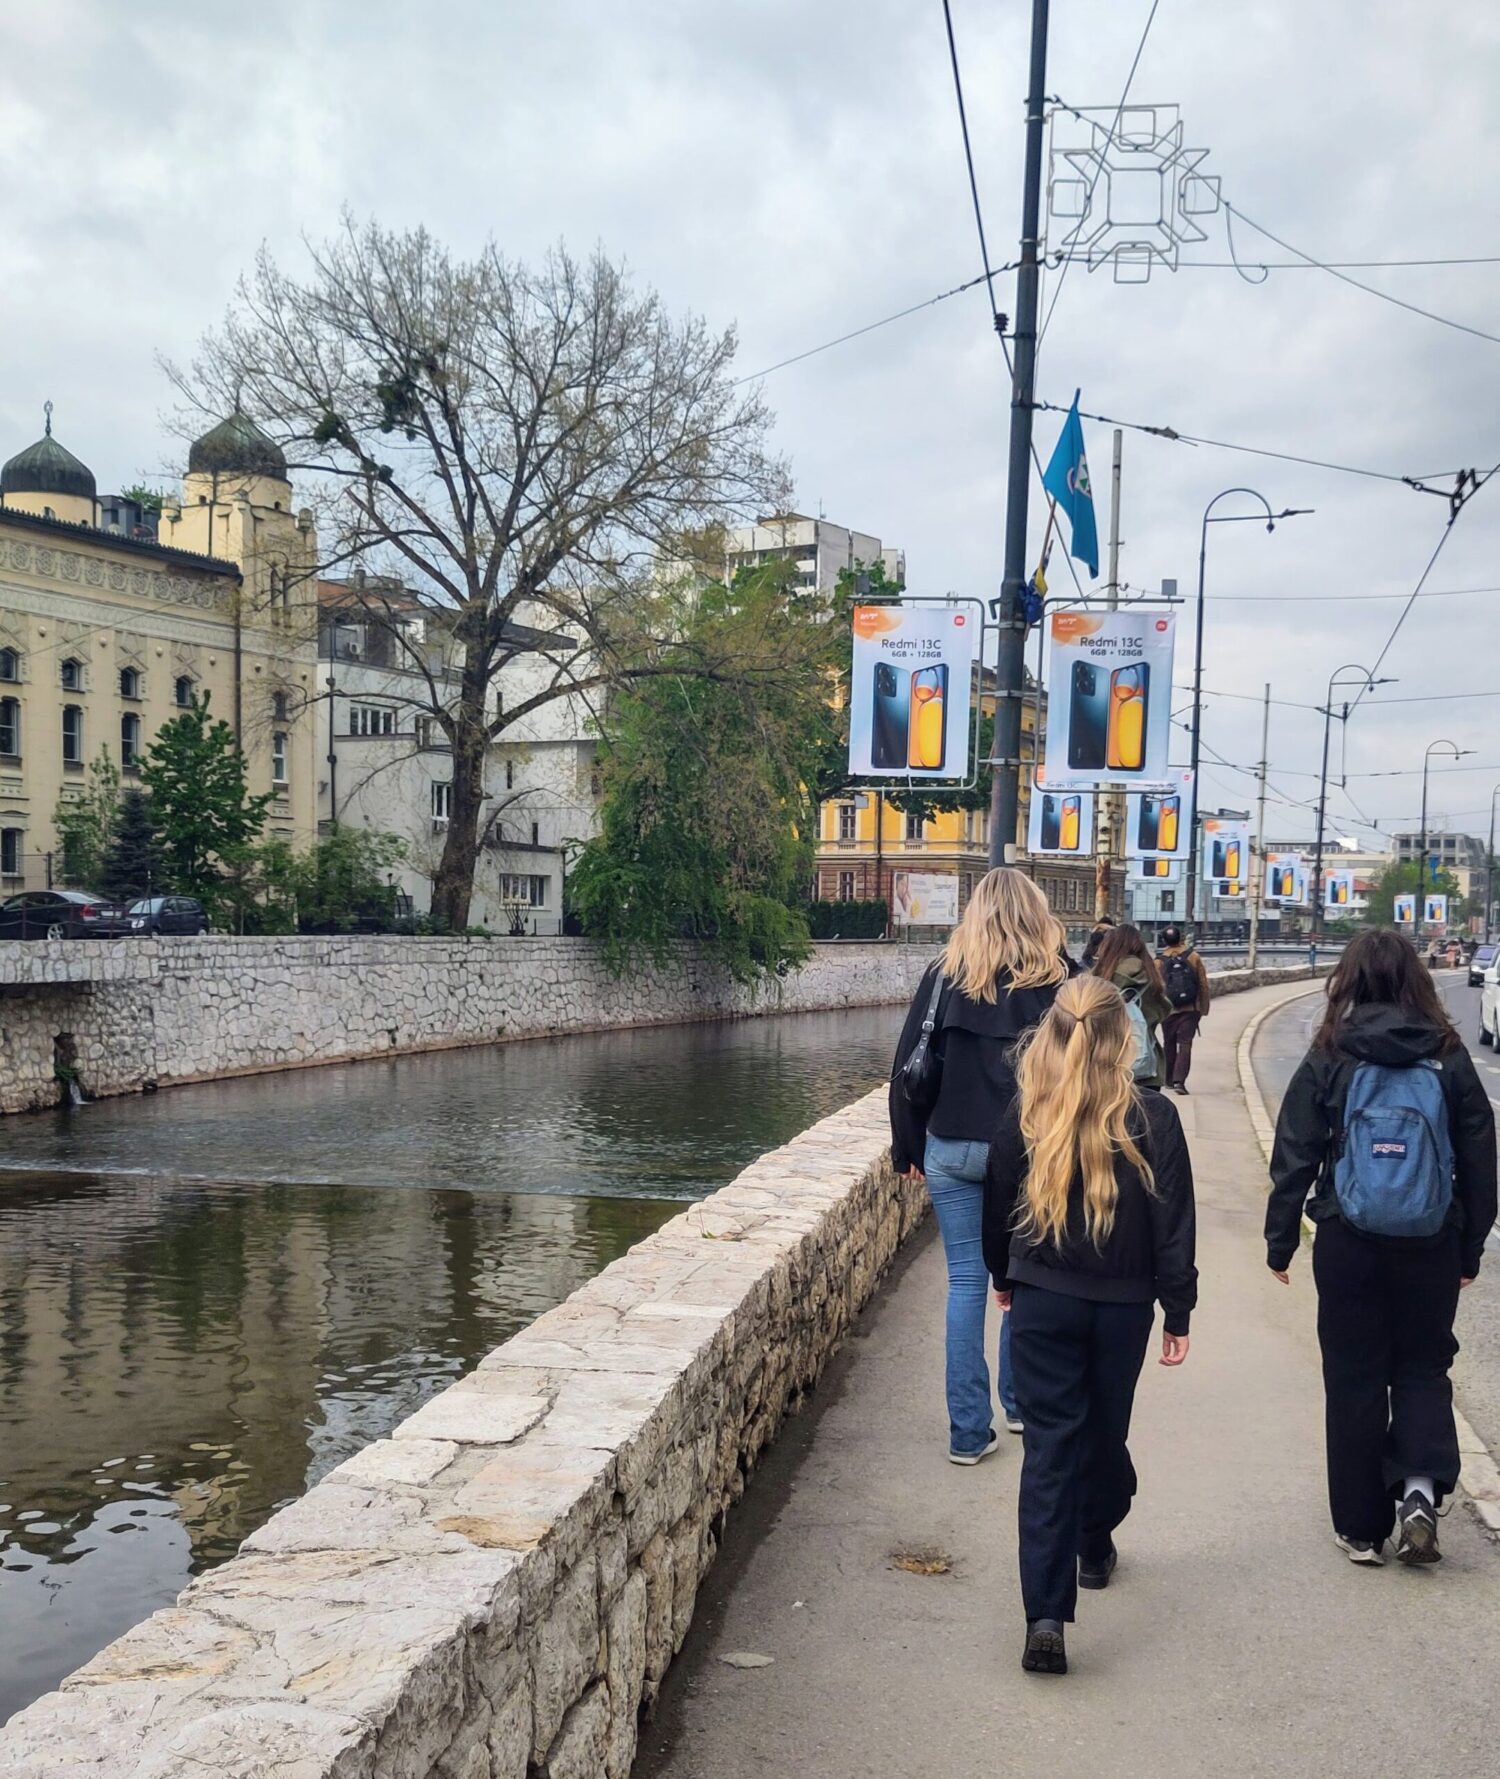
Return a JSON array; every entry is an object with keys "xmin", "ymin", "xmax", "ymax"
[
  {"xmin": 187, "ymin": 411, "xmax": 288, "ymax": 481},
  {"xmin": 1, "ymin": 404, "xmax": 96, "ymax": 502}
]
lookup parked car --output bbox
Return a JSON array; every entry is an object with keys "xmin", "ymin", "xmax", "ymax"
[
  {"xmin": 124, "ymin": 895, "xmax": 210, "ymax": 936},
  {"xmin": 1480, "ymin": 958, "xmax": 1500, "ymax": 1045},
  {"xmin": 0, "ymin": 889, "xmax": 123, "ymax": 941},
  {"xmin": 1469, "ymin": 942, "xmax": 1497, "ymax": 987}
]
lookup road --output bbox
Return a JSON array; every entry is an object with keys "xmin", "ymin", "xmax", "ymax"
[{"xmin": 1252, "ymin": 968, "xmax": 1500, "ymax": 1470}]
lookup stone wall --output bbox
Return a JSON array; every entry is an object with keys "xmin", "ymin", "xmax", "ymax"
[
  {"xmin": 0, "ymin": 1085, "xmax": 926, "ymax": 1779},
  {"xmin": 0, "ymin": 936, "xmax": 936, "ymax": 1114}
]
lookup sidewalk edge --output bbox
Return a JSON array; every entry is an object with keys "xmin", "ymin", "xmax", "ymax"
[{"xmin": 1237, "ymin": 987, "xmax": 1500, "ymax": 1536}]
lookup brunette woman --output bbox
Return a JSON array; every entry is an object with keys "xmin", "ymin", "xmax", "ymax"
[{"xmin": 1090, "ymin": 923, "xmax": 1172, "ymax": 1087}]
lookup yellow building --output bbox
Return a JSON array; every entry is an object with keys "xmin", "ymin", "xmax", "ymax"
[{"xmin": 0, "ymin": 407, "xmax": 319, "ymax": 890}]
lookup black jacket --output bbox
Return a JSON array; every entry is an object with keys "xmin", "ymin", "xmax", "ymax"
[
  {"xmin": 889, "ymin": 960, "xmax": 1071, "ymax": 1175},
  {"xmin": 982, "ymin": 1089, "xmax": 1198, "ymax": 1336},
  {"xmin": 1265, "ymin": 1006, "xmax": 1497, "ymax": 1278}
]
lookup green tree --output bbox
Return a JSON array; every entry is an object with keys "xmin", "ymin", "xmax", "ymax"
[
  {"xmin": 285, "ymin": 828, "xmax": 406, "ymax": 932},
  {"xmin": 1363, "ymin": 859, "xmax": 1463, "ymax": 927},
  {"xmin": 53, "ymin": 750, "xmax": 120, "ymax": 887},
  {"xmin": 100, "ymin": 786, "xmax": 166, "ymax": 901},
  {"xmin": 140, "ymin": 693, "xmax": 273, "ymax": 902},
  {"xmin": 569, "ymin": 564, "xmax": 828, "ymax": 981},
  {"xmin": 118, "ymin": 484, "xmax": 168, "ymax": 516}
]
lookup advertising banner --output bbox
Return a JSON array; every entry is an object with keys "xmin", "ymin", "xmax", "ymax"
[
  {"xmin": 1215, "ymin": 879, "xmax": 1249, "ymax": 900},
  {"xmin": 892, "ymin": 871, "xmax": 960, "ymax": 927},
  {"xmin": 1042, "ymin": 609, "xmax": 1176, "ymax": 787},
  {"xmin": 1125, "ymin": 769, "xmax": 1195, "ymax": 859},
  {"xmin": 1129, "ymin": 857, "xmax": 1180, "ymax": 883},
  {"xmin": 847, "ymin": 602, "xmax": 978, "ymax": 779},
  {"xmin": 1264, "ymin": 852, "xmax": 1308, "ymax": 906},
  {"xmin": 1201, "ymin": 817, "xmax": 1250, "ymax": 887},
  {"xmin": 1324, "ymin": 869, "xmax": 1357, "ymax": 911},
  {"xmin": 1423, "ymin": 893, "xmax": 1448, "ymax": 927},
  {"xmin": 1026, "ymin": 785, "xmax": 1096, "ymax": 856},
  {"xmin": 1394, "ymin": 893, "xmax": 1416, "ymax": 927}
]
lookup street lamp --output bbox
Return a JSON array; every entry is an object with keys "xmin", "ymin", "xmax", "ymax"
[
  {"xmin": 1418, "ymin": 739, "xmax": 1474, "ymax": 918},
  {"xmin": 1185, "ymin": 489, "xmax": 1313, "ymax": 931},
  {"xmin": 1311, "ymin": 664, "xmax": 1395, "ymax": 937}
]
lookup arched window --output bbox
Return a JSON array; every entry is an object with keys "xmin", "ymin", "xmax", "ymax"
[
  {"xmin": 174, "ymin": 675, "xmax": 194, "ymax": 708},
  {"xmin": 271, "ymin": 731, "xmax": 288, "ymax": 785},
  {"xmin": 0, "ymin": 698, "xmax": 18, "ymax": 757},
  {"xmin": 0, "ymin": 827, "xmax": 21, "ymax": 878},
  {"xmin": 0, "ymin": 648, "xmax": 18, "ymax": 682},
  {"xmin": 119, "ymin": 666, "xmax": 142, "ymax": 699},
  {"xmin": 60, "ymin": 657, "xmax": 82, "ymax": 692},
  {"xmin": 62, "ymin": 705, "xmax": 83, "ymax": 764},
  {"xmin": 120, "ymin": 712, "xmax": 142, "ymax": 768}
]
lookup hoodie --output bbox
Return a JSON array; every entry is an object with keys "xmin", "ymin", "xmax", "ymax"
[{"xmin": 1265, "ymin": 1005, "xmax": 1497, "ymax": 1276}]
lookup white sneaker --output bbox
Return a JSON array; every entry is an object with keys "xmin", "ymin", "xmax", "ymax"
[
  {"xmin": 1334, "ymin": 1532, "xmax": 1385, "ymax": 1566},
  {"xmin": 1005, "ymin": 1415, "xmax": 1025, "ymax": 1434},
  {"xmin": 948, "ymin": 1432, "xmax": 1000, "ymax": 1466}
]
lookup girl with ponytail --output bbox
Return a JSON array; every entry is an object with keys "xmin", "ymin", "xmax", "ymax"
[{"xmin": 982, "ymin": 974, "xmax": 1197, "ymax": 1677}]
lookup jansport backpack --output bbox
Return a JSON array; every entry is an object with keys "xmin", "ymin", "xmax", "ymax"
[
  {"xmin": 1333, "ymin": 1060, "xmax": 1455, "ymax": 1238},
  {"xmin": 1161, "ymin": 952, "xmax": 1199, "ymax": 1009}
]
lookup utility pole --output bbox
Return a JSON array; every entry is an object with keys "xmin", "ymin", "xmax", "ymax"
[
  {"xmin": 1248, "ymin": 683, "xmax": 1270, "ymax": 973},
  {"xmin": 1094, "ymin": 427, "xmax": 1123, "ymax": 919},
  {"xmin": 986, "ymin": 0, "xmax": 1050, "ymax": 869}
]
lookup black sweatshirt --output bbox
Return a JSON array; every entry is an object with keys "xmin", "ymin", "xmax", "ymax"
[
  {"xmin": 888, "ymin": 959, "xmax": 1073, "ymax": 1175},
  {"xmin": 983, "ymin": 1089, "xmax": 1198, "ymax": 1336},
  {"xmin": 1266, "ymin": 1006, "xmax": 1497, "ymax": 1278}
]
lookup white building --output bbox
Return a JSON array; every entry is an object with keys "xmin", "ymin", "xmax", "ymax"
[{"xmin": 724, "ymin": 513, "xmax": 904, "ymax": 594}]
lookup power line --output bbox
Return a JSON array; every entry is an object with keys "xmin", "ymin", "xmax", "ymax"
[
  {"xmin": 1176, "ymin": 255, "xmax": 1500, "ymax": 272},
  {"xmin": 941, "ymin": 0, "xmax": 1005, "ymax": 332},
  {"xmin": 1187, "ymin": 583, "xmax": 1500, "ymax": 605}
]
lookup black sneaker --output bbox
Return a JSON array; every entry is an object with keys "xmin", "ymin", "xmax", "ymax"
[
  {"xmin": 1078, "ymin": 1543, "xmax": 1118, "ymax": 1590},
  {"xmin": 1022, "ymin": 1619, "xmax": 1067, "ymax": 1675},
  {"xmin": 1395, "ymin": 1493, "xmax": 1441, "ymax": 1565},
  {"xmin": 1334, "ymin": 1532, "xmax": 1385, "ymax": 1566},
  {"xmin": 1171, "ymin": 1083, "xmax": 1189, "ymax": 1096}
]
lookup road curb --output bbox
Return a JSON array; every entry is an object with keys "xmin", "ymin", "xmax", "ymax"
[{"xmin": 1237, "ymin": 981, "xmax": 1500, "ymax": 1538}]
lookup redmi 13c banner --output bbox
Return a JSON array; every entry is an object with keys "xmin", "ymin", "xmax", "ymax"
[
  {"xmin": 1264, "ymin": 852, "xmax": 1308, "ymax": 906},
  {"xmin": 1026, "ymin": 784, "xmax": 1095, "ymax": 855},
  {"xmin": 1323, "ymin": 869, "xmax": 1357, "ymax": 910},
  {"xmin": 1394, "ymin": 893, "xmax": 1416, "ymax": 927},
  {"xmin": 1423, "ymin": 894, "xmax": 1449, "ymax": 928},
  {"xmin": 1125, "ymin": 769, "xmax": 1194, "ymax": 859},
  {"xmin": 1042, "ymin": 609, "xmax": 1176, "ymax": 788},
  {"xmin": 1129, "ymin": 856, "xmax": 1180, "ymax": 882},
  {"xmin": 847, "ymin": 603, "xmax": 978, "ymax": 779},
  {"xmin": 1201, "ymin": 817, "xmax": 1250, "ymax": 888}
]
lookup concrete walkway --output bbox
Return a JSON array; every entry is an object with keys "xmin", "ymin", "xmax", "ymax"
[{"xmin": 635, "ymin": 978, "xmax": 1500, "ymax": 1779}]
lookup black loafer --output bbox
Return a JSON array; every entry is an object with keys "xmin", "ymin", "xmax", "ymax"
[
  {"xmin": 1078, "ymin": 1543, "xmax": 1118, "ymax": 1590},
  {"xmin": 1022, "ymin": 1618, "xmax": 1068, "ymax": 1675}
]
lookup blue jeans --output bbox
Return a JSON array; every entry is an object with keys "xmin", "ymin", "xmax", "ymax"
[{"xmin": 924, "ymin": 1135, "xmax": 1017, "ymax": 1454}]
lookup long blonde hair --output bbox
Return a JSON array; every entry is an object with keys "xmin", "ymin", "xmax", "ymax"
[
  {"xmin": 1013, "ymin": 974, "xmax": 1153, "ymax": 1249},
  {"xmin": 941, "ymin": 868, "xmax": 1067, "ymax": 1000}
]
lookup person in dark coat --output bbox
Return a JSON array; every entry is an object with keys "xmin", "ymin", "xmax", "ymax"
[
  {"xmin": 1266, "ymin": 927, "xmax": 1496, "ymax": 1566},
  {"xmin": 1080, "ymin": 915, "xmax": 1116, "ymax": 972},
  {"xmin": 891, "ymin": 868, "xmax": 1072, "ymax": 1463}
]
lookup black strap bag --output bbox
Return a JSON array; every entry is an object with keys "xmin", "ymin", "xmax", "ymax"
[{"xmin": 899, "ymin": 970, "xmax": 946, "ymax": 1111}]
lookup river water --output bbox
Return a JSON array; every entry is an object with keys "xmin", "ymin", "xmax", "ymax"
[{"xmin": 0, "ymin": 1004, "xmax": 901, "ymax": 1722}]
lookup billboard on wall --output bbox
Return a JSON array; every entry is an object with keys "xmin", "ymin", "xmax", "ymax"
[
  {"xmin": 1125, "ymin": 769, "xmax": 1195, "ymax": 859},
  {"xmin": 1201, "ymin": 817, "xmax": 1251, "ymax": 887},
  {"xmin": 1394, "ymin": 893, "xmax": 1416, "ymax": 926},
  {"xmin": 892, "ymin": 871, "xmax": 960, "ymax": 926},
  {"xmin": 1424, "ymin": 893, "xmax": 1449, "ymax": 927},
  {"xmin": 1264, "ymin": 852, "xmax": 1308, "ymax": 906},
  {"xmin": 1324, "ymin": 869, "xmax": 1357, "ymax": 911},
  {"xmin": 1041, "ymin": 609, "xmax": 1177, "ymax": 788},
  {"xmin": 847, "ymin": 603, "xmax": 978, "ymax": 779},
  {"xmin": 1026, "ymin": 785, "xmax": 1096, "ymax": 856}
]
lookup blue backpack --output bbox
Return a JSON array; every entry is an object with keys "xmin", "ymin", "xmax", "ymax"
[{"xmin": 1333, "ymin": 1060, "xmax": 1455, "ymax": 1239}]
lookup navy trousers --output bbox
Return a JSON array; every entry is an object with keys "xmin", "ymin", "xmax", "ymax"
[{"xmin": 1009, "ymin": 1282, "xmax": 1155, "ymax": 1623}]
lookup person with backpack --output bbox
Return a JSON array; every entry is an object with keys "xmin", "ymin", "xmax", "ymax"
[
  {"xmin": 1081, "ymin": 914, "xmax": 1116, "ymax": 971},
  {"xmin": 891, "ymin": 869, "xmax": 1073, "ymax": 1464},
  {"xmin": 1266, "ymin": 927, "xmax": 1496, "ymax": 1566},
  {"xmin": 984, "ymin": 973, "xmax": 1197, "ymax": 1676},
  {"xmin": 1156, "ymin": 926, "xmax": 1210, "ymax": 1095},
  {"xmin": 1090, "ymin": 923, "xmax": 1172, "ymax": 1088}
]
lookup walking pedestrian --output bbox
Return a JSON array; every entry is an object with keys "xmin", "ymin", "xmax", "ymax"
[
  {"xmin": 1156, "ymin": 924, "xmax": 1210, "ymax": 1095},
  {"xmin": 1081, "ymin": 914, "xmax": 1116, "ymax": 972},
  {"xmin": 1266, "ymin": 928, "xmax": 1495, "ymax": 1566},
  {"xmin": 984, "ymin": 975, "xmax": 1196, "ymax": 1676},
  {"xmin": 1090, "ymin": 923, "xmax": 1172, "ymax": 1087},
  {"xmin": 891, "ymin": 868, "xmax": 1072, "ymax": 1465}
]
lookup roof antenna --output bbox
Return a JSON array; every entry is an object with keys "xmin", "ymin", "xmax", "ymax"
[{"xmin": 43, "ymin": 399, "xmax": 53, "ymax": 437}]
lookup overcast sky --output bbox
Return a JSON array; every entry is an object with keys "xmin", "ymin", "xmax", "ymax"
[{"xmin": 5, "ymin": 0, "xmax": 1500, "ymax": 845}]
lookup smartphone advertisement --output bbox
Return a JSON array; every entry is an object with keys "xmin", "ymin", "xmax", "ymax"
[
  {"xmin": 1125, "ymin": 769, "xmax": 1195, "ymax": 859},
  {"xmin": 1394, "ymin": 893, "xmax": 1416, "ymax": 926},
  {"xmin": 1042, "ymin": 609, "xmax": 1176, "ymax": 787},
  {"xmin": 892, "ymin": 871, "xmax": 960, "ymax": 926},
  {"xmin": 1201, "ymin": 817, "xmax": 1250, "ymax": 887},
  {"xmin": 1129, "ymin": 856, "xmax": 1180, "ymax": 882},
  {"xmin": 1324, "ymin": 869, "xmax": 1356, "ymax": 911},
  {"xmin": 1264, "ymin": 851, "xmax": 1308, "ymax": 906},
  {"xmin": 848, "ymin": 602, "xmax": 978, "ymax": 779},
  {"xmin": 1026, "ymin": 785, "xmax": 1096, "ymax": 855},
  {"xmin": 1423, "ymin": 893, "xmax": 1448, "ymax": 927}
]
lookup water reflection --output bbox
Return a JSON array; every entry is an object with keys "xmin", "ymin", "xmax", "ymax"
[{"xmin": 0, "ymin": 1005, "xmax": 898, "ymax": 1721}]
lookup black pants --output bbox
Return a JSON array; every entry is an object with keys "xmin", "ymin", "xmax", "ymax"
[
  {"xmin": 1162, "ymin": 1010, "xmax": 1201, "ymax": 1087},
  {"xmin": 1312, "ymin": 1217, "xmax": 1462, "ymax": 1544},
  {"xmin": 1009, "ymin": 1283, "xmax": 1154, "ymax": 1623}
]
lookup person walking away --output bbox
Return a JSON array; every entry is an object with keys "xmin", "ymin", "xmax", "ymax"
[
  {"xmin": 1157, "ymin": 925, "xmax": 1210, "ymax": 1095},
  {"xmin": 984, "ymin": 975, "xmax": 1196, "ymax": 1675},
  {"xmin": 1091, "ymin": 923, "xmax": 1172, "ymax": 1088},
  {"xmin": 1081, "ymin": 914, "xmax": 1116, "ymax": 972},
  {"xmin": 891, "ymin": 869, "xmax": 1072, "ymax": 1463},
  {"xmin": 1266, "ymin": 928, "xmax": 1495, "ymax": 1566}
]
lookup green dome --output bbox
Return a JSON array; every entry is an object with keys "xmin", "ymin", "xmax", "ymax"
[
  {"xmin": 1, "ymin": 411, "xmax": 96, "ymax": 502},
  {"xmin": 188, "ymin": 412, "xmax": 288, "ymax": 481}
]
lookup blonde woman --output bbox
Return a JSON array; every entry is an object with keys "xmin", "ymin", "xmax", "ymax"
[
  {"xmin": 983, "ymin": 974, "xmax": 1196, "ymax": 1676},
  {"xmin": 891, "ymin": 868, "xmax": 1073, "ymax": 1464}
]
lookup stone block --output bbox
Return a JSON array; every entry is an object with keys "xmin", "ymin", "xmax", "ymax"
[
  {"xmin": 604, "ymin": 1572, "xmax": 648, "ymax": 1779},
  {"xmin": 543, "ymin": 1683, "xmax": 610, "ymax": 1779},
  {"xmin": 528, "ymin": 1557, "xmax": 601, "ymax": 1763}
]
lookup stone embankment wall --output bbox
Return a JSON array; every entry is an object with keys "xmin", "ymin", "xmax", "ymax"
[
  {"xmin": 0, "ymin": 936, "xmax": 935, "ymax": 1113},
  {"xmin": 0, "ymin": 1085, "xmax": 925, "ymax": 1779}
]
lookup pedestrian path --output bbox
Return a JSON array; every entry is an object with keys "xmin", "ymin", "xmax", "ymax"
[{"xmin": 634, "ymin": 978, "xmax": 1500, "ymax": 1779}]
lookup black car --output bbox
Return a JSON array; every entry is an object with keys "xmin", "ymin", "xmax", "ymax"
[
  {"xmin": 125, "ymin": 896, "xmax": 210, "ymax": 936},
  {"xmin": 0, "ymin": 889, "xmax": 122, "ymax": 941}
]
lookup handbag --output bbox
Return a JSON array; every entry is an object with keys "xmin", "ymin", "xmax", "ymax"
[{"xmin": 899, "ymin": 969, "xmax": 946, "ymax": 1111}]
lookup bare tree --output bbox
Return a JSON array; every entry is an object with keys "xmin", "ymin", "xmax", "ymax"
[{"xmin": 168, "ymin": 218, "xmax": 787, "ymax": 927}]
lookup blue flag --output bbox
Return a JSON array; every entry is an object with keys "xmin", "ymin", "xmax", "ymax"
[{"xmin": 1042, "ymin": 392, "xmax": 1099, "ymax": 578}]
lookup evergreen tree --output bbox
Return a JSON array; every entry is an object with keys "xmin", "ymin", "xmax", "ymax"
[
  {"xmin": 101, "ymin": 787, "xmax": 166, "ymax": 902},
  {"xmin": 140, "ymin": 693, "xmax": 273, "ymax": 901}
]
